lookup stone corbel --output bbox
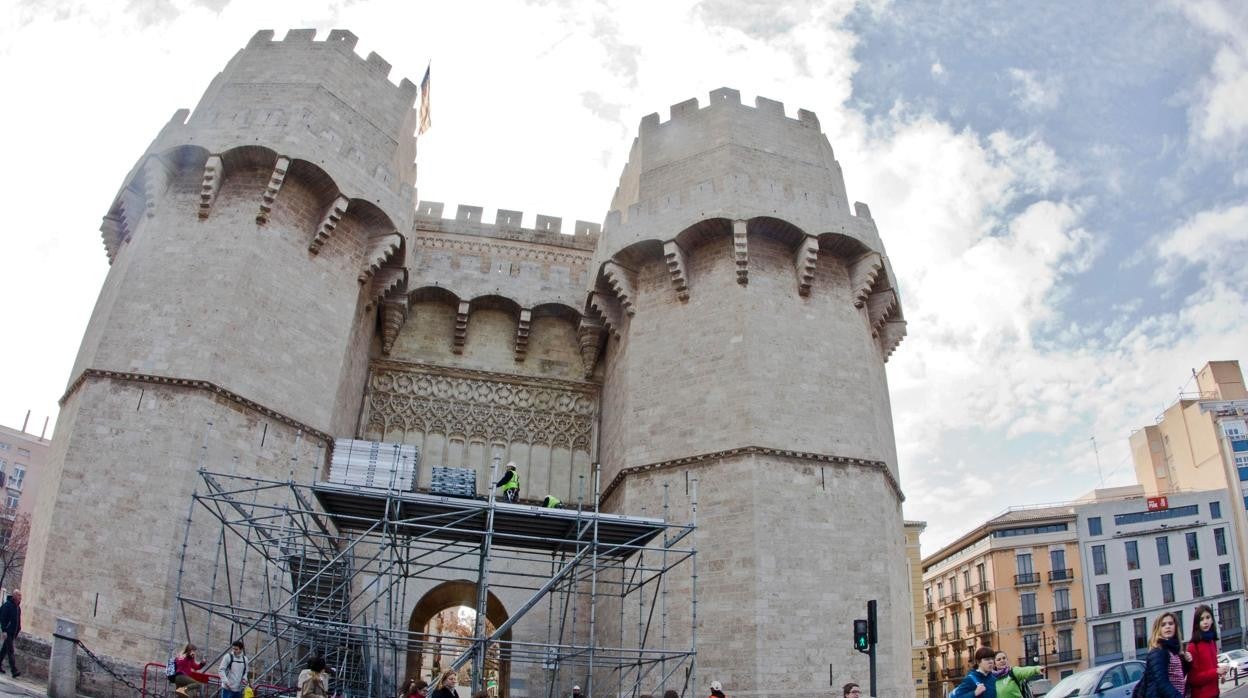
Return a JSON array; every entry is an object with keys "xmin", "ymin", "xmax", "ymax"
[
  {"xmin": 198, "ymin": 155, "xmax": 223, "ymax": 220},
  {"xmin": 100, "ymin": 213, "xmax": 127, "ymax": 263},
  {"xmin": 309, "ymin": 195, "xmax": 349, "ymax": 254},
  {"xmin": 514, "ymin": 309, "xmax": 532, "ymax": 362},
  {"xmin": 602, "ymin": 262, "xmax": 637, "ymax": 316},
  {"xmin": 733, "ymin": 219, "xmax": 749, "ymax": 285},
  {"xmin": 866, "ymin": 289, "xmax": 898, "ymax": 337},
  {"xmin": 256, "ymin": 156, "xmax": 290, "ymax": 224},
  {"xmin": 879, "ymin": 319, "xmax": 907, "ymax": 362},
  {"xmin": 379, "ymin": 299, "xmax": 408, "ymax": 356},
  {"xmin": 794, "ymin": 236, "xmax": 818, "ymax": 296},
  {"xmin": 849, "ymin": 252, "xmax": 883, "ymax": 308},
  {"xmin": 369, "ymin": 266, "xmax": 406, "ymax": 306},
  {"xmin": 143, "ymin": 157, "xmax": 173, "ymax": 219},
  {"xmin": 588, "ymin": 290, "xmax": 624, "ymax": 338},
  {"xmin": 577, "ymin": 315, "xmax": 606, "ymax": 378},
  {"xmin": 452, "ymin": 300, "xmax": 470, "ymax": 354},
  {"xmin": 360, "ymin": 232, "xmax": 403, "ymax": 282},
  {"xmin": 663, "ymin": 241, "xmax": 690, "ymax": 301}
]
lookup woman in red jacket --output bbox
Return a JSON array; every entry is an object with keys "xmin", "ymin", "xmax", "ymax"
[{"xmin": 1188, "ymin": 604, "xmax": 1230, "ymax": 698}]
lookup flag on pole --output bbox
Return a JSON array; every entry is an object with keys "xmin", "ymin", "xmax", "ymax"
[{"xmin": 418, "ymin": 63, "xmax": 432, "ymax": 135}]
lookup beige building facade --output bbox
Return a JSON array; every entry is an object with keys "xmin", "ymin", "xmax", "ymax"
[
  {"xmin": 25, "ymin": 29, "xmax": 912, "ymax": 697},
  {"xmin": 922, "ymin": 508, "xmax": 1090, "ymax": 696},
  {"xmin": 0, "ymin": 420, "xmax": 48, "ymax": 588}
]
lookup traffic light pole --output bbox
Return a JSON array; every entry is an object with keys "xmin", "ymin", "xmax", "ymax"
[{"xmin": 867, "ymin": 600, "xmax": 878, "ymax": 697}]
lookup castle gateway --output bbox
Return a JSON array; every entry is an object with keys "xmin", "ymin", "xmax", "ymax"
[{"xmin": 25, "ymin": 29, "xmax": 909, "ymax": 698}]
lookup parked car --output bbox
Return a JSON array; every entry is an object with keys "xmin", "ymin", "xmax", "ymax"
[
  {"xmin": 1217, "ymin": 649, "xmax": 1248, "ymax": 678},
  {"xmin": 1044, "ymin": 660, "xmax": 1144, "ymax": 698}
]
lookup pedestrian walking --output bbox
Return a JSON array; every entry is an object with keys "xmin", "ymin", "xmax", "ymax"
[
  {"xmin": 953, "ymin": 647, "xmax": 998, "ymax": 698},
  {"xmin": 404, "ymin": 678, "xmax": 429, "ymax": 698},
  {"xmin": 1188, "ymin": 604, "xmax": 1228, "ymax": 698},
  {"xmin": 494, "ymin": 463, "xmax": 519, "ymax": 503},
  {"xmin": 1140, "ymin": 611, "xmax": 1191, "ymax": 698},
  {"xmin": 992, "ymin": 650, "xmax": 1044, "ymax": 698},
  {"xmin": 218, "ymin": 639, "xmax": 249, "ymax": 698},
  {"xmin": 171, "ymin": 643, "xmax": 208, "ymax": 696},
  {"xmin": 430, "ymin": 670, "xmax": 459, "ymax": 698},
  {"xmin": 0, "ymin": 589, "xmax": 21, "ymax": 678}
]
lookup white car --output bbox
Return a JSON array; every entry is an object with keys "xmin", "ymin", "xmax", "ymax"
[{"xmin": 1218, "ymin": 649, "xmax": 1248, "ymax": 678}]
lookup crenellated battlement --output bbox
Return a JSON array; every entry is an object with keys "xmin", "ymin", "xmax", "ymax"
[
  {"xmin": 637, "ymin": 87, "xmax": 822, "ymax": 133},
  {"xmin": 414, "ymin": 201, "xmax": 600, "ymax": 251},
  {"xmin": 243, "ymin": 29, "xmax": 417, "ymax": 98}
]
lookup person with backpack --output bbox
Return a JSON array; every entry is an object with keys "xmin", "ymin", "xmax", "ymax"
[
  {"xmin": 218, "ymin": 639, "xmax": 249, "ymax": 698},
  {"xmin": 952, "ymin": 647, "xmax": 998, "ymax": 698},
  {"xmin": 170, "ymin": 643, "xmax": 207, "ymax": 696},
  {"xmin": 298, "ymin": 655, "xmax": 330, "ymax": 697},
  {"xmin": 992, "ymin": 651, "xmax": 1044, "ymax": 698},
  {"xmin": 1187, "ymin": 604, "xmax": 1229, "ymax": 698}
]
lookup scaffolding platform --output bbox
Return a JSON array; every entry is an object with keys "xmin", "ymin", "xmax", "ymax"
[
  {"xmin": 174, "ymin": 463, "xmax": 698, "ymax": 698},
  {"xmin": 312, "ymin": 482, "xmax": 668, "ymax": 554}
]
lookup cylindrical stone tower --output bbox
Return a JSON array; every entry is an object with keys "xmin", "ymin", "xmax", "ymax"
[
  {"xmin": 588, "ymin": 88, "xmax": 909, "ymax": 698},
  {"xmin": 23, "ymin": 29, "xmax": 417, "ymax": 661}
]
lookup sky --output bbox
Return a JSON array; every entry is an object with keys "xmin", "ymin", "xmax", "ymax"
[{"xmin": 1, "ymin": 0, "xmax": 1246, "ymax": 551}]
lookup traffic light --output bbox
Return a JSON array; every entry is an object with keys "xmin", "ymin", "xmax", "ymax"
[{"xmin": 853, "ymin": 619, "xmax": 870, "ymax": 653}]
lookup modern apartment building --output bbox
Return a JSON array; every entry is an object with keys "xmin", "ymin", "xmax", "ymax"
[
  {"xmin": 0, "ymin": 420, "xmax": 48, "ymax": 521},
  {"xmin": 921, "ymin": 506, "xmax": 1090, "ymax": 696},
  {"xmin": 1130, "ymin": 360, "xmax": 1248, "ymax": 586},
  {"xmin": 1074, "ymin": 486, "xmax": 1243, "ymax": 666}
]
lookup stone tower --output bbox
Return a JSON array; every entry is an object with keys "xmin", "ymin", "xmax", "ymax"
[
  {"xmin": 24, "ymin": 29, "xmax": 418, "ymax": 659},
  {"xmin": 588, "ymin": 89, "xmax": 908, "ymax": 696}
]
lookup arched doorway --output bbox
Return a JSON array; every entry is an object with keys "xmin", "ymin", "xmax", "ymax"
[{"xmin": 408, "ymin": 580, "xmax": 512, "ymax": 697}]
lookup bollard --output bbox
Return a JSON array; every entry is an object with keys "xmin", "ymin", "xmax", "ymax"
[{"xmin": 48, "ymin": 618, "xmax": 79, "ymax": 698}]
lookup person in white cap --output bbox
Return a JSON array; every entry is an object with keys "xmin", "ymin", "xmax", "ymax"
[
  {"xmin": 571, "ymin": 685, "xmax": 583, "ymax": 698},
  {"xmin": 709, "ymin": 680, "xmax": 726, "ymax": 698}
]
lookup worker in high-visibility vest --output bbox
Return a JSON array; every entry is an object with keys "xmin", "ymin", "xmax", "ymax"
[
  {"xmin": 494, "ymin": 463, "xmax": 519, "ymax": 503},
  {"xmin": 541, "ymin": 495, "xmax": 561, "ymax": 508}
]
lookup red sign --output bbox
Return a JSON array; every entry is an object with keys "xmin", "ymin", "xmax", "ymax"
[{"xmin": 1147, "ymin": 496, "xmax": 1170, "ymax": 511}]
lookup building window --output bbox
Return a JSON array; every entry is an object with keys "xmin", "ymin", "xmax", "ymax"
[
  {"xmin": 1017, "ymin": 553, "xmax": 1034, "ymax": 574},
  {"xmin": 1212, "ymin": 501, "xmax": 1223, "ymax": 519},
  {"xmin": 1192, "ymin": 569, "xmax": 1205, "ymax": 598},
  {"xmin": 1129, "ymin": 578, "xmax": 1144, "ymax": 609},
  {"xmin": 4, "ymin": 495, "xmax": 17, "ymax": 511},
  {"xmin": 980, "ymin": 602, "xmax": 990, "ymax": 628},
  {"xmin": 977, "ymin": 562, "xmax": 987, "ymax": 586},
  {"xmin": 1097, "ymin": 583, "xmax": 1113, "ymax": 615},
  {"xmin": 1219, "ymin": 600, "xmax": 1242, "ymax": 634},
  {"xmin": 1024, "ymin": 633, "xmax": 1040, "ymax": 663},
  {"xmin": 1114, "ymin": 504, "xmax": 1199, "ymax": 525},
  {"xmin": 1089, "ymin": 517, "xmax": 1103, "ymax": 535},
  {"xmin": 1055, "ymin": 587, "xmax": 1071, "ymax": 611},
  {"xmin": 1221, "ymin": 563, "xmax": 1233, "ymax": 593},
  {"xmin": 927, "ymin": 620, "xmax": 935, "ymax": 642},
  {"xmin": 10, "ymin": 466, "xmax": 24, "ymax": 490},
  {"xmin": 1215, "ymin": 528, "xmax": 1228, "ymax": 556},
  {"xmin": 1126, "ymin": 541, "xmax": 1140, "ymax": 570},
  {"xmin": 1157, "ymin": 536, "xmax": 1171, "ymax": 566},
  {"xmin": 1094, "ymin": 623, "xmax": 1123, "ymax": 662},
  {"xmin": 1162, "ymin": 573, "xmax": 1175, "ymax": 604},
  {"xmin": 953, "ymin": 613, "xmax": 961, "ymax": 635},
  {"xmin": 967, "ymin": 607, "xmax": 974, "ymax": 627},
  {"xmin": 1134, "ymin": 617, "xmax": 1149, "ymax": 657},
  {"xmin": 950, "ymin": 576, "xmax": 958, "ymax": 596},
  {"xmin": 1093, "ymin": 545, "xmax": 1108, "ymax": 575},
  {"xmin": 1051, "ymin": 547, "xmax": 1066, "ymax": 573},
  {"xmin": 1187, "ymin": 532, "xmax": 1200, "ymax": 561},
  {"xmin": 963, "ymin": 569, "xmax": 971, "ymax": 589}
]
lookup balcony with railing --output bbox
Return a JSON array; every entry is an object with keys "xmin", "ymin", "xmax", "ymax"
[
  {"xmin": 941, "ymin": 592, "xmax": 961, "ymax": 605},
  {"xmin": 942, "ymin": 667, "xmax": 965, "ymax": 680},
  {"xmin": 940, "ymin": 631, "xmax": 957, "ymax": 643},
  {"xmin": 966, "ymin": 581, "xmax": 991, "ymax": 597},
  {"xmin": 926, "ymin": 600, "xmax": 936, "ymax": 614},
  {"xmin": 1050, "ymin": 648, "xmax": 1082, "ymax": 664},
  {"xmin": 1018, "ymin": 613, "xmax": 1045, "ymax": 627},
  {"xmin": 977, "ymin": 622, "xmax": 993, "ymax": 636},
  {"xmin": 1051, "ymin": 608, "xmax": 1078, "ymax": 624},
  {"xmin": 1014, "ymin": 572, "xmax": 1041, "ymax": 586},
  {"xmin": 1048, "ymin": 568, "xmax": 1074, "ymax": 583}
]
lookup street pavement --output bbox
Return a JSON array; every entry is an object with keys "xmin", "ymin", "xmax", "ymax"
[{"xmin": 0, "ymin": 672, "xmax": 40, "ymax": 697}]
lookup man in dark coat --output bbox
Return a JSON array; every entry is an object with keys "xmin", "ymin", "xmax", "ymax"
[{"xmin": 0, "ymin": 589, "xmax": 21, "ymax": 677}]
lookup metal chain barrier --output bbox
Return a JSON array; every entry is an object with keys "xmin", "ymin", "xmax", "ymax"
[{"xmin": 68, "ymin": 637, "xmax": 155, "ymax": 697}]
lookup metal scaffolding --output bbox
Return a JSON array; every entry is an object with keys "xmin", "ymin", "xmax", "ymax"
[{"xmin": 174, "ymin": 459, "xmax": 697, "ymax": 698}]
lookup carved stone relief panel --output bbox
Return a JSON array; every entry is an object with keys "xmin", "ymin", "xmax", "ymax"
[{"xmin": 361, "ymin": 360, "xmax": 598, "ymax": 501}]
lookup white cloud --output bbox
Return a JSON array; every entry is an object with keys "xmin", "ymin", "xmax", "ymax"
[
  {"xmin": 930, "ymin": 61, "xmax": 945, "ymax": 79},
  {"xmin": 1155, "ymin": 203, "xmax": 1248, "ymax": 283},
  {"xmin": 1176, "ymin": 0, "xmax": 1248, "ymax": 151},
  {"xmin": 1007, "ymin": 67, "xmax": 1063, "ymax": 112}
]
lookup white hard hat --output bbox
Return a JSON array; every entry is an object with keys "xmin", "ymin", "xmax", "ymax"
[
  {"xmin": 711, "ymin": 681, "xmax": 723, "ymax": 691},
  {"xmin": 573, "ymin": 686, "xmax": 581, "ymax": 691}
]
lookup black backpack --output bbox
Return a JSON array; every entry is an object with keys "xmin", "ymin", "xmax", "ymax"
[{"xmin": 1010, "ymin": 668, "xmax": 1034, "ymax": 698}]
